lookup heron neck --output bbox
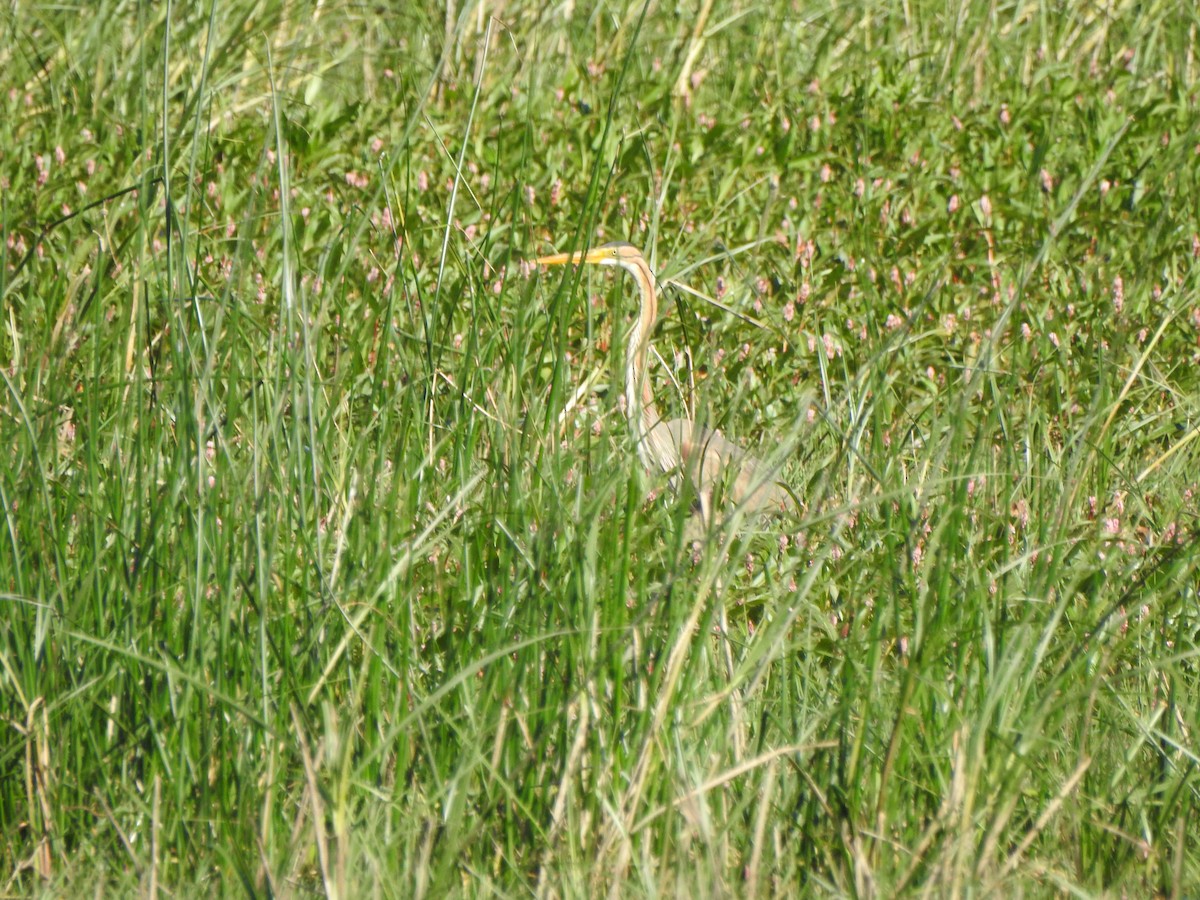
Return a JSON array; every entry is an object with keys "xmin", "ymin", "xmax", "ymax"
[
  {"xmin": 626, "ymin": 352, "xmax": 661, "ymax": 432},
  {"xmin": 625, "ymin": 287, "xmax": 662, "ymax": 465}
]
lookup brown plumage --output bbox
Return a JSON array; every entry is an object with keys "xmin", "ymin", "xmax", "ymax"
[{"xmin": 535, "ymin": 242, "xmax": 791, "ymax": 527}]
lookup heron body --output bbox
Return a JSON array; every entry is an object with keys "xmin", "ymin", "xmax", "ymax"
[{"xmin": 535, "ymin": 242, "xmax": 791, "ymax": 526}]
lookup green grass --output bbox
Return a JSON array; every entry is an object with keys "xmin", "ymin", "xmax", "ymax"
[{"xmin": 2, "ymin": 0, "xmax": 1200, "ymax": 895}]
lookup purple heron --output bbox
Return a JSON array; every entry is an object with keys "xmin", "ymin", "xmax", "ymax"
[{"xmin": 534, "ymin": 242, "xmax": 792, "ymax": 527}]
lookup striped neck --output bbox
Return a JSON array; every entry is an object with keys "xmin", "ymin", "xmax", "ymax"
[{"xmin": 622, "ymin": 263, "xmax": 661, "ymax": 468}]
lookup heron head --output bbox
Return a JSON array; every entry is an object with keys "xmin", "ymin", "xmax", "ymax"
[{"xmin": 534, "ymin": 242, "xmax": 642, "ymax": 270}]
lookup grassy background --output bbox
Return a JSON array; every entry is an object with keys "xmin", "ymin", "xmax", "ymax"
[{"xmin": 2, "ymin": 0, "xmax": 1200, "ymax": 895}]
